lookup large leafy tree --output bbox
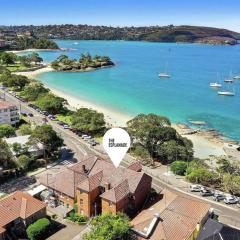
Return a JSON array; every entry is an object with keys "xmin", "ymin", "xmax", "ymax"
[
  {"xmin": 29, "ymin": 52, "xmax": 43, "ymax": 64},
  {"xmin": 83, "ymin": 213, "xmax": 132, "ymax": 240},
  {"xmin": 71, "ymin": 108, "xmax": 106, "ymax": 134},
  {"xmin": 22, "ymin": 81, "xmax": 49, "ymax": 101},
  {"xmin": 0, "ymin": 124, "xmax": 15, "ymax": 138},
  {"xmin": 0, "ymin": 139, "xmax": 13, "ymax": 168},
  {"xmin": 0, "ymin": 73, "xmax": 29, "ymax": 90},
  {"xmin": 127, "ymin": 114, "xmax": 193, "ymax": 164},
  {"xmin": 0, "ymin": 52, "xmax": 16, "ymax": 66},
  {"xmin": 29, "ymin": 125, "xmax": 63, "ymax": 156},
  {"xmin": 36, "ymin": 93, "xmax": 66, "ymax": 114}
]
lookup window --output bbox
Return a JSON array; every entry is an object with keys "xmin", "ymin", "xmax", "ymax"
[
  {"xmin": 80, "ymin": 199, "xmax": 83, "ymax": 205},
  {"xmin": 109, "ymin": 201, "xmax": 113, "ymax": 207}
]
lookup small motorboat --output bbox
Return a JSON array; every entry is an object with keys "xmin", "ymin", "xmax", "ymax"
[
  {"xmin": 224, "ymin": 79, "xmax": 234, "ymax": 83},
  {"xmin": 210, "ymin": 82, "xmax": 222, "ymax": 88},
  {"xmin": 218, "ymin": 91, "xmax": 235, "ymax": 96},
  {"xmin": 159, "ymin": 72, "xmax": 171, "ymax": 78},
  {"xmin": 233, "ymin": 75, "xmax": 240, "ymax": 80}
]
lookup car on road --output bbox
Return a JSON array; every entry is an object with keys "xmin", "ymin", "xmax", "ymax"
[
  {"xmin": 190, "ymin": 184, "xmax": 202, "ymax": 192},
  {"xmin": 28, "ymin": 113, "xmax": 34, "ymax": 117},
  {"xmin": 87, "ymin": 139, "xmax": 97, "ymax": 146},
  {"xmin": 213, "ymin": 193, "xmax": 225, "ymax": 202},
  {"xmin": 57, "ymin": 121, "xmax": 65, "ymax": 126},
  {"xmin": 21, "ymin": 112, "xmax": 28, "ymax": 117},
  {"xmin": 83, "ymin": 136, "xmax": 92, "ymax": 141},
  {"xmin": 224, "ymin": 195, "xmax": 239, "ymax": 204},
  {"xmin": 81, "ymin": 134, "xmax": 89, "ymax": 139},
  {"xmin": 201, "ymin": 188, "xmax": 214, "ymax": 197},
  {"xmin": 63, "ymin": 124, "xmax": 70, "ymax": 129}
]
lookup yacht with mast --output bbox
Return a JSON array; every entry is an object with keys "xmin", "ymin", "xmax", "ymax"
[{"xmin": 210, "ymin": 82, "xmax": 222, "ymax": 88}]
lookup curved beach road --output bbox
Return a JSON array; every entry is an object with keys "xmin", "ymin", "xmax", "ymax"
[{"xmin": 1, "ymin": 89, "xmax": 240, "ymax": 229}]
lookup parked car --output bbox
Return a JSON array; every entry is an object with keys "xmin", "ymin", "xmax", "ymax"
[
  {"xmin": 83, "ymin": 136, "xmax": 92, "ymax": 141},
  {"xmin": 224, "ymin": 196, "xmax": 239, "ymax": 204},
  {"xmin": 213, "ymin": 193, "xmax": 225, "ymax": 202},
  {"xmin": 21, "ymin": 112, "xmax": 27, "ymax": 117},
  {"xmin": 63, "ymin": 124, "xmax": 70, "ymax": 129},
  {"xmin": 57, "ymin": 121, "xmax": 65, "ymax": 126},
  {"xmin": 28, "ymin": 113, "xmax": 34, "ymax": 117},
  {"xmin": 81, "ymin": 134, "xmax": 89, "ymax": 139},
  {"xmin": 201, "ymin": 188, "xmax": 214, "ymax": 197},
  {"xmin": 190, "ymin": 184, "xmax": 202, "ymax": 192}
]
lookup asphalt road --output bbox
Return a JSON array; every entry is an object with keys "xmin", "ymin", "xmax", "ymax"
[{"xmin": 1, "ymin": 89, "xmax": 240, "ymax": 228}]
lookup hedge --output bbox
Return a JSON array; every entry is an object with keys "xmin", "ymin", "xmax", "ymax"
[{"xmin": 26, "ymin": 218, "xmax": 50, "ymax": 240}]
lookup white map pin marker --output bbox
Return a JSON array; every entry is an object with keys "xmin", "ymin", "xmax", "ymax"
[{"xmin": 103, "ymin": 128, "xmax": 131, "ymax": 168}]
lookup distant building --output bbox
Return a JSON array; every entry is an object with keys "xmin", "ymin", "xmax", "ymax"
[
  {"xmin": 131, "ymin": 190, "xmax": 211, "ymax": 240},
  {"xmin": 197, "ymin": 218, "xmax": 240, "ymax": 240},
  {"xmin": 5, "ymin": 135, "xmax": 44, "ymax": 157},
  {"xmin": 0, "ymin": 101, "xmax": 19, "ymax": 125},
  {"xmin": 0, "ymin": 39, "xmax": 6, "ymax": 48},
  {"xmin": 0, "ymin": 191, "xmax": 46, "ymax": 240},
  {"xmin": 41, "ymin": 156, "xmax": 152, "ymax": 217}
]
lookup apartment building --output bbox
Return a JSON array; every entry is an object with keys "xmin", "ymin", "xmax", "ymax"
[
  {"xmin": 0, "ymin": 101, "xmax": 19, "ymax": 125},
  {"xmin": 42, "ymin": 156, "xmax": 152, "ymax": 217}
]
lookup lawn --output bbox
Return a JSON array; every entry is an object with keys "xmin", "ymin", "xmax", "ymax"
[
  {"xmin": 5, "ymin": 63, "xmax": 37, "ymax": 72},
  {"xmin": 56, "ymin": 114, "xmax": 72, "ymax": 125}
]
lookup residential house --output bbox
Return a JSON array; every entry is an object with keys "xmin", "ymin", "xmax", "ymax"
[
  {"xmin": 197, "ymin": 218, "xmax": 240, "ymax": 240},
  {"xmin": 5, "ymin": 135, "xmax": 44, "ymax": 157},
  {"xmin": 41, "ymin": 156, "xmax": 152, "ymax": 217},
  {"xmin": 0, "ymin": 40, "xmax": 6, "ymax": 48},
  {"xmin": 131, "ymin": 190, "xmax": 211, "ymax": 240},
  {"xmin": 0, "ymin": 101, "xmax": 19, "ymax": 125},
  {"xmin": 0, "ymin": 191, "xmax": 46, "ymax": 240}
]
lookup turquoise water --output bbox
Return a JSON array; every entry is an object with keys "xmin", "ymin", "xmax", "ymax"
[{"xmin": 30, "ymin": 40, "xmax": 240, "ymax": 141}]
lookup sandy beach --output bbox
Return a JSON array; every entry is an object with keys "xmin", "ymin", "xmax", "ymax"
[
  {"xmin": 16, "ymin": 67, "xmax": 227, "ymax": 159},
  {"xmin": 7, "ymin": 48, "xmax": 72, "ymax": 54}
]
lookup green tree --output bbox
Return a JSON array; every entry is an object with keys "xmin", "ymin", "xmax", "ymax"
[
  {"xmin": 0, "ymin": 139, "xmax": 13, "ymax": 167},
  {"xmin": 26, "ymin": 218, "xmax": 51, "ymax": 240},
  {"xmin": 71, "ymin": 108, "xmax": 106, "ymax": 134},
  {"xmin": 0, "ymin": 124, "xmax": 15, "ymax": 138},
  {"xmin": 11, "ymin": 142, "xmax": 24, "ymax": 156},
  {"xmin": 171, "ymin": 161, "xmax": 188, "ymax": 175},
  {"xmin": 30, "ymin": 125, "xmax": 63, "ymax": 156},
  {"xmin": 18, "ymin": 124, "xmax": 32, "ymax": 135},
  {"xmin": 222, "ymin": 174, "xmax": 240, "ymax": 195},
  {"xmin": 83, "ymin": 213, "xmax": 131, "ymax": 240},
  {"xmin": 18, "ymin": 55, "xmax": 31, "ymax": 67},
  {"xmin": 22, "ymin": 81, "xmax": 49, "ymax": 101},
  {"xmin": 29, "ymin": 52, "xmax": 43, "ymax": 64},
  {"xmin": 0, "ymin": 73, "xmax": 29, "ymax": 90},
  {"xmin": 0, "ymin": 52, "xmax": 16, "ymax": 66},
  {"xmin": 18, "ymin": 154, "xmax": 32, "ymax": 171},
  {"xmin": 36, "ymin": 93, "xmax": 66, "ymax": 114}
]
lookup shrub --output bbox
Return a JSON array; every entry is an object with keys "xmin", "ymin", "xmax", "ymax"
[
  {"xmin": 171, "ymin": 161, "xmax": 188, "ymax": 175},
  {"xmin": 68, "ymin": 212, "xmax": 88, "ymax": 224},
  {"xmin": 26, "ymin": 218, "xmax": 50, "ymax": 240}
]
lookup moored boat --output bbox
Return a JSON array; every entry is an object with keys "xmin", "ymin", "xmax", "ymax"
[
  {"xmin": 210, "ymin": 82, "xmax": 222, "ymax": 88},
  {"xmin": 159, "ymin": 72, "xmax": 171, "ymax": 78},
  {"xmin": 233, "ymin": 75, "xmax": 240, "ymax": 79},
  {"xmin": 218, "ymin": 91, "xmax": 235, "ymax": 96}
]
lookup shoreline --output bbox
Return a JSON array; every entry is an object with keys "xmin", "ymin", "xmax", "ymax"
[
  {"xmin": 16, "ymin": 67, "xmax": 229, "ymax": 159},
  {"xmin": 7, "ymin": 47, "xmax": 72, "ymax": 54}
]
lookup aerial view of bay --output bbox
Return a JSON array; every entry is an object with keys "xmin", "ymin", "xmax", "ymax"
[{"xmin": 34, "ymin": 40, "xmax": 240, "ymax": 141}]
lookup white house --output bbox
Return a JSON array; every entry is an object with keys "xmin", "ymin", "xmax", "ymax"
[
  {"xmin": 0, "ymin": 101, "xmax": 19, "ymax": 125},
  {"xmin": 5, "ymin": 135, "xmax": 44, "ymax": 157}
]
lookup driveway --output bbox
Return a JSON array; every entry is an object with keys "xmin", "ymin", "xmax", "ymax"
[{"xmin": 47, "ymin": 219, "xmax": 87, "ymax": 240}]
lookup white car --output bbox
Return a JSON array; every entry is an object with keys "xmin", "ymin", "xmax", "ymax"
[
  {"xmin": 63, "ymin": 125, "xmax": 70, "ymax": 129},
  {"xmin": 190, "ymin": 184, "xmax": 202, "ymax": 192},
  {"xmin": 224, "ymin": 196, "xmax": 239, "ymax": 204}
]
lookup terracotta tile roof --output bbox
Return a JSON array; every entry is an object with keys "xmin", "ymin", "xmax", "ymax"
[
  {"xmin": 41, "ymin": 168, "xmax": 87, "ymax": 198},
  {"xmin": 42, "ymin": 156, "xmax": 152, "ymax": 203},
  {"xmin": 100, "ymin": 179, "xmax": 130, "ymax": 203},
  {"xmin": 132, "ymin": 190, "xmax": 211, "ymax": 240},
  {"xmin": 78, "ymin": 171, "xmax": 103, "ymax": 192},
  {"xmin": 0, "ymin": 191, "xmax": 46, "ymax": 229},
  {"xmin": 128, "ymin": 162, "xmax": 142, "ymax": 172},
  {"xmin": 0, "ymin": 101, "xmax": 16, "ymax": 110}
]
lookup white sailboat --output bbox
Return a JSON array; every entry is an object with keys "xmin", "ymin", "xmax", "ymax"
[
  {"xmin": 210, "ymin": 82, "xmax": 222, "ymax": 88},
  {"xmin": 218, "ymin": 91, "xmax": 235, "ymax": 96},
  {"xmin": 233, "ymin": 75, "xmax": 240, "ymax": 80},
  {"xmin": 159, "ymin": 62, "xmax": 171, "ymax": 78},
  {"xmin": 224, "ymin": 71, "xmax": 234, "ymax": 83}
]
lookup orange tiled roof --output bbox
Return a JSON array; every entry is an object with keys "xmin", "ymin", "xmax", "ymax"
[
  {"xmin": 100, "ymin": 179, "xmax": 130, "ymax": 203},
  {"xmin": 0, "ymin": 191, "xmax": 46, "ymax": 229},
  {"xmin": 132, "ymin": 190, "xmax": 211, "ymax": 240},
  {"xmin": 78, "ymin": 171, "xmax": 103, "ymax": 192},
  {"xmin": 0, "ymin": 101, "xmax": 16, "ymax": 110}
]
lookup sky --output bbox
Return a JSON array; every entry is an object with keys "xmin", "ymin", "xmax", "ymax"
[{"xmin": 1, "ymin": 0, "xmax": 240, "ymax": 31}]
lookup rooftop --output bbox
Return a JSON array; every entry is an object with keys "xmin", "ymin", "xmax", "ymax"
[
  {"xmin": 197, "ymin": 218, "xmax": 240, "ymax": 240},
  {"xmin": 131, "ymin": 190, "xmax": 211, "ymax": 240},
  {"xmin": 41, "ymin": 155, "xmax": 151, "ymax": 203},
  {"xmin": 0, "ymin": 191, "xmax": 46, "ymax": 229},
  {"xmin": 0, "ymin": 101, "xmax": 16, "ymax": 110}
]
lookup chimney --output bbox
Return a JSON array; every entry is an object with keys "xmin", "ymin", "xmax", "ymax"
[
  {"xmin": 105, "ymin": 182, "xmax": 111, "ymax": 190},
  {"xmin": 82, "ymin": 165, "xmax": 86, "ymax": 173}
]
